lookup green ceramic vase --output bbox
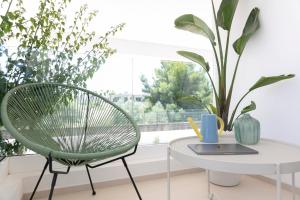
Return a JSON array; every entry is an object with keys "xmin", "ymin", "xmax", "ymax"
[{"xmin": 234, "ymin": 114, "xmax": 260, "ymax": 145}]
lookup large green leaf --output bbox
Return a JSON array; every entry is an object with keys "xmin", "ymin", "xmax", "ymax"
[
  {"xmin": 175, "ymin": 14, "xmax": 215, "ymax": 44},
  {"xmin": 217, "ymin": 0, "xmax": 239, "ymax": 30},
  {"xmin": 249, "ymin": 74, "xmax": 295, "ymax": 91},
  {"xmin": 241, "ymin": 101, "xmax": 256, "ymax": 114},
  {"xmin": 233, "ymin": 8, "xmax": 260, "ymax": 55},
  {"xmin": 177, "ymin": 51, "xmax": 210, "ymax": 71}
]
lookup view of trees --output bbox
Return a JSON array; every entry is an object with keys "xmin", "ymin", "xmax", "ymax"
[
  {"xmin": 0, "ymin": 0, "xmax": 124, "ymax": 121},
  {"xmin": 0, "ymin": 0, "xmax": 124, "ymax": 154},
  {"xmin": 141, "ymin": 61, "xmax": 212, "ymax": 112}
]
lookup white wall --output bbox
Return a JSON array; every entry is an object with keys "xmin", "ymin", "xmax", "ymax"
[
  {"xmin": 226, "ymin": 0, "xmax": 300, "ymax": 145},
  {"xmin": 225, "ymin": 0, "xmax": 300, "ymax": 187}
]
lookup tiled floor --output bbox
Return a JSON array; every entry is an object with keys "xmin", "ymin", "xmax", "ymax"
[{"xmin": 38, "ymin": 172, "xmax": 295, "ymax": 200}]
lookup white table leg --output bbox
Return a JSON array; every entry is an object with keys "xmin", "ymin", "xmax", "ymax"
[
  {"xmin": 207, "ymin": 170, "xmax": 211, "ymax": 196},
  {"xmin": 292, "ymin": 173, "xmax": 296, "ymax": 200},
  {"xmin": 276, "ymin": 164, "xmax": 282, "ymax": 200},
  {"xmin": 207, "ymin": 170, "xmax": 214, "ymax": 200},
  {"xmin": 167, "ymin": 146, "xmax": 171, "ymax": 200}
]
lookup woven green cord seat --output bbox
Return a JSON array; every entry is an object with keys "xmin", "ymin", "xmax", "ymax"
[{"xmin": 1, "ymin": 83, "xmax": 141, "ymax": 166}]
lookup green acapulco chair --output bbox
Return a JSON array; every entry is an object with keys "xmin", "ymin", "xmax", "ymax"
[{"xmin": 1, "ymin": 83, "xmax": 142, "ymax": 200}]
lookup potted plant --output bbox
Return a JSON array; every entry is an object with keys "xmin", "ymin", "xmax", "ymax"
[
  {"xmin": 175, "ymin": 0, "xmax": 294, "ymax": 131},
  {"xmin": 174, "ymin": 0, "xmax": 295, "ymax": 186}
]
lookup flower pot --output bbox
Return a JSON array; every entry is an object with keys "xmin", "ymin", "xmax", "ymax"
[
  {"xmin": 208, "ymin": 130, "xmax": 241, "ymax": 186},
  {"xmin": 209, "ymin": 170, "xmax": 240, "ymax": 186}
]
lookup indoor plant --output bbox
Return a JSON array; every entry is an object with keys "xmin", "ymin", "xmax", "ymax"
[
  {"xmin": 174, "ymin": 0, "xmax": 295, "ymax": 186},
  {"xmin": 175, "ymin": 0, "xmax": 295, "ymax": 132}
]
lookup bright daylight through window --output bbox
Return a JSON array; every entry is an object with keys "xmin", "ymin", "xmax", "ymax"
[{"xmin": 0, "ymin": 0, "xmax": 214, "ymax": 155}]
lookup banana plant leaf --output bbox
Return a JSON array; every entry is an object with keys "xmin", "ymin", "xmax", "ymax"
[
  {"xmin": 177, "ymin": 51, "xmax": 210, "ymax": 71},
  {"xmin": 233, "ymin": 8, "xmax": 260, "ymax": 55},
  {"xmin": 175, "ymin": 14, "xmax": 215, "ymax": 44},
  {"xmin": 217, "ymin": 0, "xmax": 239, "ymax": 30},
  {"xmin": 241, "ymin": 101, "xmax": 256, "ymax": 114},
  {"xmin": 249, "ymin": 74, "xmax": 295, "ymax": 91}
]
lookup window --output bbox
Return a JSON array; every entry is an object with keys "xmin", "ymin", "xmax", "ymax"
[
  {"xmin": 0, "ymin": 0, "xmax": 214, "ymax": 156},
  {"xmin": 86, "ymin": 40, "xmax": 213, "ymax": 144}
]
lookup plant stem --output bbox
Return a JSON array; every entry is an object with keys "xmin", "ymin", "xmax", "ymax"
[
  {"xmin": 206, "ymin": 70, "xmax": 218, "ymax": 102},
  {"xmin": 223, "ymin": 30, "xmax": 231, "ymax": 89},
  {"xmin": 211, "ymin": 43, "xmax": 221, "ymax": 78},
  {"xmin": 235, "ymin": 113, "xmax": 243, "ymax": 121},
  {"xmin": 0, "ymin": 0, "xmax": 13, "ymax": 26},
  {"xmin": 218, "ymin": 31, "xmax": 231, "ymax": 123},
  {"xmin": 226, "ymin": 54, "xmax": 242, "ymax": 111},
  {"xmin": 228, "ymin": 90, "xmax": 251, "ymax": 129},
  {"xmin": 211, "ymin": 0, "xmax": 223, "ymax": 74},
  {"xmin": 211, "ymin": 0, "xmax": 226, "ymax": 118},
  {"xmin": 210, "ymin": 43, "xmax": 221, "ymax": 115},
  {"xmin": 223, "ymin": 31, "xmax": 231, "ymax": 68}
]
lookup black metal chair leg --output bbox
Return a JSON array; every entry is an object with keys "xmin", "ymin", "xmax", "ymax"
[
  {"xmin": 121, "ymin": 158, "xmax": 142, "ymax": 200},
  {"xmin": 85, "ymin": 165, "xmax": 96, "ymax": 195},
  {"xmin": 29, "ymin": 160, "xmax": 49, "ymax": 200},
  {"xmin": 48, "ymin": 173, "xmax": 58, "ymax": 200}
]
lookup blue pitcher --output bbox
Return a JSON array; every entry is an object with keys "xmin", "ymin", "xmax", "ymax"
[
  {"xmin": 188, "ymin": 114, "xmax": 224, "ymax": 143},
  {"xmin": 201, "ymin": 114, "xmax": 224, "ymax": 143}
]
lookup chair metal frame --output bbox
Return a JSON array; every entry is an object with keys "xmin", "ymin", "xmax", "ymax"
[{"xmin": 29, "ymin": 145, "xmax": 141, "ymax": 200}]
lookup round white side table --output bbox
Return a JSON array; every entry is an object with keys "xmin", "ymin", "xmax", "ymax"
[{"xmin": 167, "ymin": 136, "xmax": 300, "ymax": 200}]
